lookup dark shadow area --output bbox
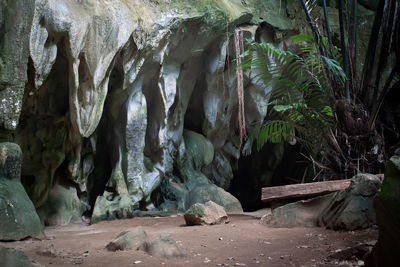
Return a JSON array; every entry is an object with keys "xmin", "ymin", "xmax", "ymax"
[
  {"xmin": 183, "ymin": 71, "xmax": 206, "ymax": 134},
  {"xmin": 86, "ymin": 54, "xmax": 125, "ymax": 210},
  {"xmin": 230, "ymin": 143, "xmax": 309, "ymax": 211}
]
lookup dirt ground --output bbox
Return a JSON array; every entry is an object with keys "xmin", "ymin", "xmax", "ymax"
[{"xmin": 1, "ymin": 209, "xmax": 378, "ymax": 267}]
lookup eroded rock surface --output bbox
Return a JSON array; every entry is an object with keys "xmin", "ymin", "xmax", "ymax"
[
  {"xmin": 37, "ymin": 184, "xmax": 85, "ymax": 226},
  {"xmin": 366, "ymin": 150, "xmax": 400, "ymax": 267},
  {"xmin": 0, "ymin": 246, "xmax": 43, "ymax": 267},
  {"xmin": 0, "ymin": 0, "xmax": 373, "ymax": 223},
  {"xmin": 0, "ymin": 143, "xmax": 44, "ymax": 241}
]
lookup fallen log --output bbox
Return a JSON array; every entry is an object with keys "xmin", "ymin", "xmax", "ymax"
[{"xmin": 262, "ymin": 179, "xmax": 351, "ymax": 202}]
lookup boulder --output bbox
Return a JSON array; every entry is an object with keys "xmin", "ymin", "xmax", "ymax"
[
  {"xmin": 158, "ymin": 129, "xmax": 243, "ymax": 213},
  {"xmin": 318, "ymin": 173, "xmax": 382, "ymax": 230},
  {"xmin": 265, "ymin": 173, "xmax": 382, "ymax": 230},
  {"xmin": 91, "ymin": 160, "xmax": 134, "ymax": 224},
  {"xmin": 91, "ymin": 193, "xmax": 133, "ymax": 224},
  {"xmin": 0, "ymin": 143, "xmax": 44, "ymax": 241},
  {"xmin": 37, "ymin": 184, "xmax": 84, "ymax": 226},
  {"xmin": 187, "ymin": 184, "xmax": 243, "ymax": 213},
  {"xmin": 140, "ymin": 235, "xmax": 186, "ymax": 258},
  {"xmin": 0, "ymin": 246, "xmax": 43, "ymax": 267},
  {"xmin": 262, "ymin": 193, "xmax": 334, "ymax": 227},
  {"xmin": 106, "ymin": 227, "xmax": 147, "ymax": 252},
  {"xmin": 159, "ymin": 179, "xmax": 189, "ymax": 212},
  {"xmin": 184, "ymin": 201, "xmax": 229, "ymax": 226},
  {"xmin": 366, "ymin": 150, "xmax": 400, "ymax": 267}
]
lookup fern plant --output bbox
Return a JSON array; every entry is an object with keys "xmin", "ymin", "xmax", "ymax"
[{"xmin": 241, "ymin": 35, "xmax": 344, "ymax": 154}]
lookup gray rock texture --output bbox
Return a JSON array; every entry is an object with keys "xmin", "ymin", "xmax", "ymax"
[
  {"xmin": 0, "ymin": 143, "xmax": 44, "ymax": 241},
  {"xmin": 318, "ymin": 173, "xmax": 382, "ymax": 230},
  {"xmin": 106, "ymin": 227, "xmax": 148, "ymax": 252},
  {"xmin": 366, "ymin": 150, "xmax": 400, "ymax": 267},
  {"xmin": 0, "ymin": 0, "xmax": 375, "ymax": 224},
  {"xmin": 0, "ymin": 246, "xmax": 43, "ymax": 267},
  {"xmin": 139, "ymin": 235, "xmax": 187, "ymax": 258},
  {"xmin": 184, "ymin": 201, "xmax": 229, "ymax": 226},
  {"xmin": 37, "ymin": 184, "xmax": 85, "ymax": 226}
]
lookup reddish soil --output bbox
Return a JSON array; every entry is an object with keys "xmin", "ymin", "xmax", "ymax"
[{"xmin": 1, "ymin": 209, "xmax": 377, "ymax": 267}]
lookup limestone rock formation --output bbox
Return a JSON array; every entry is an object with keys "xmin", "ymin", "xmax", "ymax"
[
  {"xmin": 366, "ymin": 150, "xmax": 400, "ymax": 267},
  {"xmin": 0, "ymin": 246, "xmax": 43, "ymax": 267},
  {"xmin": 0, "ymin": 0, "xmax": 374, "ymax": 224},
  {"xmin": 0, "ymin": 143, "xmax": 44, "ymax": 241},
  {"xmin": 184, "ymin": 201, "xmax": 229, "ymax": 226},
  {"xmin": 264, "ymin": 173, "xmax": 382, "ymax": 230},
  {"xmin": 37, "ymin": 184, "xmax": 85, "ymax": 226}
]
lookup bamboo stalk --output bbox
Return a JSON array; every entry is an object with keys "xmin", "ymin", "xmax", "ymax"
[
  {"xmin": 360, "ymin": 0, "xmax": 385, "ymax": 102},
  {"xmin": 367, "ymin": 60, "xmax": 399, "ymax": 130},
  {"xmin": 338, "ymin": 0, "xmax": 350, "ymax": 100},
  {"xmin": 352, "ymin": 0, "xmax": 357, "ymax": 75},
  {"xmin": 322, "ymin": 0, "xmax": 334, "ymax": 57}
]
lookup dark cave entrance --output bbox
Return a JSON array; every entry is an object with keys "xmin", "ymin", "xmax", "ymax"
[
  {"xmin": 230, "ymin": 143, "xmax": 308, "ymax": 211},
  {"xmin": 183, "ymin": 69, "xmax": 206, "ymax": 134}
]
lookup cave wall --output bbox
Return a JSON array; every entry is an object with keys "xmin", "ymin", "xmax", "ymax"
[{"xmin": 0, "ymin": 0, "xmax": 375, "ymax": 223}]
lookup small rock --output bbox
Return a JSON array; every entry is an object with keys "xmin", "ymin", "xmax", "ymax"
[
  {"xmin": 139, "ymin": 235, "xmax": 186, "ymax": 258},
  {"xmin": 106, "ymin": 227, "xmax": 147, "ymax": 251},
  {"xmin": 184, "ymin": 201, "xmax": 229, "ymax": 226},
  {"xmin": 37, "ymin": 244, "xmax": 57, "ymax": 257},
  {"xmin": 134, "ymin": 260, "xmax": 142, "ymax": 264}
]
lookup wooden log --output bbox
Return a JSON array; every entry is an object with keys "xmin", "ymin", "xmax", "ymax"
[{"xmin": 261, "ymin": 179, "xmax": 351, "ymax": 202}]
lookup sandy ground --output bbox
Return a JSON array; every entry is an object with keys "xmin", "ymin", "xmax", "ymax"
[{"xmin": 1, "ymin": 209, "xmax": 377, "ymax": 267}]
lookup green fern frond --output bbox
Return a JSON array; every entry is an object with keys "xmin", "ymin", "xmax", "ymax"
[
  {"xmin": 240, "ymin": 39, "xmax": 339, "ymax": 153},
  {"xmin": 257, "ymin": 120, "xmax": 295, "ymax": 149}
]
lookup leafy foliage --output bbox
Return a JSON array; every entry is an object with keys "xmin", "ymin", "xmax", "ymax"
[{"xmin": 241, "ymin": 37, "xmax": 342, "ymax": 154}]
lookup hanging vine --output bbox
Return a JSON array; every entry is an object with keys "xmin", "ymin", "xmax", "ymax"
[{"xmin": 234, "ymin": 28, "xmax": 246, "ymax": 148}]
